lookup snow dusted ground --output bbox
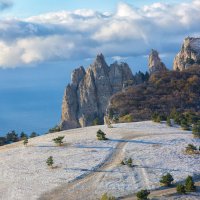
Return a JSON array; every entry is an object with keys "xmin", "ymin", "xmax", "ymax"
[
  {"xmin": 0, "ymin": 125, "xmax": 124, "ymax": 200},
  {"xmin": 95, "ymin": 124, "xmax": 200, "ymax": 198},
  {"xmin": 0, "ymin": 121, "xmax": 199, "ymax": 200}
]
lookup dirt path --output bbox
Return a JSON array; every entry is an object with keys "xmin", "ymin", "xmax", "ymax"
[
  {"xmin": 39, "ymin": 131, "xmax": 184, "ymax": 200},
  {"xmin": 39, "ymin": 132, "xmax": 153, "ymax": 200}
]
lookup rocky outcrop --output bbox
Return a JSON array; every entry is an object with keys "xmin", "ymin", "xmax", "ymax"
[
  {"xmin": 148, "ymin": 49, "xmax": 167, "ymax": 74},
  {"xmin": 61, "ymin": 54, "xmax": 133, "ymax": 130},
  {"xmin": 173, "ymin": 37, "xmax": 200, "ymax": 71}
]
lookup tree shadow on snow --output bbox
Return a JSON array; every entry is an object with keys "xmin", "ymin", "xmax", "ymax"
[
  {"xmin": 134, "ymin": 165, "xmax": 192, "ymax": 173},
  {"xmin": 109, "ymin": 139, "xmax": 163, "ymax": 145},
  {"xmin": 64, "ymin": 167, "xmax": 114, "ymax": 173},
  {"xmin": 74, "ymin": 145, "xmax": 113, "ymax": 149}
]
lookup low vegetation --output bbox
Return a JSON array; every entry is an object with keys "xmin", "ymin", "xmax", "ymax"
[
  {"xmin": 100, "ymin": 193, "xmax": 116, "ymax": 200},
  {"xmin": 97, "ymin": 129, "xmax": 107, "ymax": 140},
  {"xmin": 53, "ymin": 136, "xmax": 65, "ymax": 146},
  {"xmin": 46, "ymin": 156, "xmax": 54, "ymax": 168},
  {"xmin": 160, "ymin": 173, "xmax": 174, "ymax": 187},
  {"xmin": 192, "ymin": 123, "xmax": 200, "ymax": 138},
  {"xmin": 48, "ymin": 125, "xmax": 61, "ymax": 133},
  {"xmin": 119, "ymin": 114, "xmax": 133, "ymax": 123},
  {"xmin": 121, "ymin": 158, "xmax": 133, "ymax": 167},
  {"xmin": 185, "ymin": 176, "xmax": 196, "ymax": 192},
  {"xmin": 136, "ymin": 189, "xmax": 150, "ymax": 200},
  {"xmin": 0, "ymin": 130, "xmax": 38, "ymax": 146},
  {"xmin": 185, "ymin": 144, "xmax": 198, "ymax": 154},
  {"xmin": 23, "ymin": 137, "xmax": 28, "ymax": 146},
  {"xmin": 176, "ymin": 184, "xmax": 186, "ymax": 194}
]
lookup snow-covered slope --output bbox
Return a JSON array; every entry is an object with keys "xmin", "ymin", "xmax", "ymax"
[{"xmin": 0, "ymin": 121, "xmax": 199, "ymax": 200}]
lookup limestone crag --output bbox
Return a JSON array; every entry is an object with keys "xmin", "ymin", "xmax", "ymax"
[
  {"xmin": 61, "ymin": 54, "xmax": 133, "ymax": 130},
  {"xmin": 173, "ymin": 37, "xmax": 200, "ymax": 71},
  {"xmin": 148, "ymin": 49, "xmax": 167, "ymax": 74}
]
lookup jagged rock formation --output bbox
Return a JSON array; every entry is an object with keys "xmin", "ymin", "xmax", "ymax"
[
  {"xmin": 148, "ymin": 49, "xmax": 167, "ymax": 74},
  {"xmin": 61, "ymin": 54, "xmax": 133, "ymax": 130},
  {"xmin": 173, "ymin": 37, "xmax": 200, "ymax": 71}
]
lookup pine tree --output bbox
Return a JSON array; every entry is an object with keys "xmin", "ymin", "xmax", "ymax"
[
  {"xmin": 23, "ymin": 137, "xmax": 28, "ymax": 146},
  {"xmin": 20, "ymin": 132, "xmax": 28, "ymax": 140},
  {"xmin": 46, "ymin": 156, "xmax": 54, "ymax": 168},
  {"xmin": 185, "ymin": 176, "xmax": 196, "ymax": 192},
  {"xmin": 96, "ymin": 129, "xmax": 107, "ymax": 140},
  {"xmin": 30, "ymin": 132, "xmax": 37, "ymax": 138},
  {"xmin": 160, "ymin": 173, "xmax": 174, "ymax": 186},
  {"xmin": 167, "ymin": 117, "xmax": 171, "ymax": 126},
  {"xmin": 126, "ymin": 158, "xmax": 133, "ymax": 167},
  {"xmin": 176, "ymin": 184, "xmax": 186, "ymax": 194},
  {"xmin": 136, "ymin": 189, "xmax": 150, "ymax": 200},
  {"xmin": 53, "ymin": 136, "xmax": 65, "ymax": 146}
]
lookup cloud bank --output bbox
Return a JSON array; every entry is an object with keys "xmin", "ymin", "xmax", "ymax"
[{"xmin": 0, "ymin": 0, "xmax": 200, "ymax": 68}]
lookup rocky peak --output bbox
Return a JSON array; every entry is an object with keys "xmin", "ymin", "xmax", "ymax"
[
  {"xmin": 148, "ymin": 49, "xmax": 167, "ymax": 74},
  {"xmin": 61, "ymin": 54, "xmax": 133, "ymax": 130},
  {"xmin": 71, "ymin": 66, "xmax": 85, "ymax": 87},
  {"xmin": 173, "ymin": 37, "xmax": 200, "ymax": 71},
  {"xmin": 92, "ymin": 53, "xmax": 108, "ymax": 69}
]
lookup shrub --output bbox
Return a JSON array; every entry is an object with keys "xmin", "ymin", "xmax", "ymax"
[
  {"xmin": 46, "ymin": 156, "xmax": 54, "ymax": 168},
  {"xmin": 185, "ymin": 176, "xmax": 196, "ymax": 192},
  {"xmin": 160, "ymin": 173, "xmax": 174, "ymax": 186},
  {"xmin": 167, "ymin": 117, "xmax": 171, "ymax": 126},
  {"xmin": 53, "ymin": 136, "xmax": 65, "ymax": 146},
  {"xmin": 181, "ymin": 119, "xmax": 190, "ymax": 130},
  {"xmin": 136, "ymin": 189, "xmax": 150, "ymax": 200},
  {"xmin": 176, "ymin": 184, "xmax": 186, "ymax": 194},
  {"xmin": 185, "ymin": 144, "xmax": 197, "ymax": 154},
  {"xmin": 152, "ymin": 113, "xmax": 161, "ymax": 123},
  {"xmin": 126, "ymin": 158, "xmax": 133, "ymax": 167},
  {"xmin": 101, "ymin": 193, "xmax": 116, "ymax": 200},
  {"xmin": 0, "ymin": 137, "xmax": 6, "ymax": 146},
  {"xmin": 119, "ymin": 114, "xmax": 133, "ymax": 123},
  {"xmin": 192, "ymin": 124, "xmax": 200, "ymax": 138},
  {"xmin": 30, "ymin": 132, "xmax": 37, "ymax": 138},
  {"xmin": 23, "ymin": 137, "xmax": 28, "ymax": 146},
  {"xmin": 20, "ymin": 132, "xmax": 28, "ymax": 140},
  {"xmin": 6, "ymin": 131, "xmax": 18, "ymax": 143},
  {"xmin": 49, "ymin": 125, "xmax": 61, "ymax": 133},
  {"xmin": 97, "ymin": 129, "xmax": 107, "ymax": 140},
  {"xmin": 92, "ymin": 118, "xmax": 100, "ymax": 126},
  {"xmin": 120, "ymin": 160, "xmax": 125, "ymax": 165}
]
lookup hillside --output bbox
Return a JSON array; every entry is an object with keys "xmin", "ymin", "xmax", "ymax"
[
  {"xmin": 0, "ymin": 122, "xmax": 200, "ymax": 200},
  {"xmin": 107, "ymin": 65, "xmax": 200, "ymax": 122}
]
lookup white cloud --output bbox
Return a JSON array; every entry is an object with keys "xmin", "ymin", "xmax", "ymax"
[
  {"xmin": 0, "ymin": 0, "xmax": 200, "ymax": 68},
  {"xmin": 112, "ymin": 56, "xmax": 128, "ymax": 62}
]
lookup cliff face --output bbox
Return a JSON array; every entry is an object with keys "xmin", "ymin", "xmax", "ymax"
[
  {"xmin": 61, "ymin": 54, "xmax": 133, "ymax": 130},
  {"xmin": 173, "ymin": 37, "xmax": 200, "ymax": 71},
  {"xmin": 148, "ymin": 49, "xmax": 167, "ymax": 74}
]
